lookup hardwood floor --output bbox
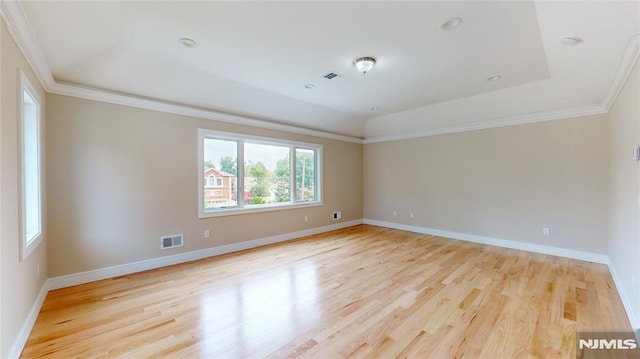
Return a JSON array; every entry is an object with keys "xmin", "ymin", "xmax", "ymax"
[{"xmin": 22, "ymin": 225, "xmax": 631, "ymax": 358}]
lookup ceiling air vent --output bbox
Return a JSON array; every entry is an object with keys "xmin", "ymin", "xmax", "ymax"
[
  {"xmin": 160, "ymin": 234, "xmax": 184, "ymax": 250},
  {"xmin": 323, "ymin": 72, "xmax": 341, "ymax": 80}
]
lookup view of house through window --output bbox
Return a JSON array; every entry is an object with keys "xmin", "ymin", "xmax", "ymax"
[
  {"xmin": 201, "ymin": 130, "xmax": 321, "ymax": 215},
  {"xmin": 203, "ymin": 138, "xmax": 238, "ymax": 209}
]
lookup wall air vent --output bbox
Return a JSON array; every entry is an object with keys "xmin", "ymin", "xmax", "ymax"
[
  {"xmin": 160, "ymin": 234, "xmax": 184, "ymax": 250},
  {"xmin": 323, "ymin": 72, "xmax": 341, "ymax": 80}
]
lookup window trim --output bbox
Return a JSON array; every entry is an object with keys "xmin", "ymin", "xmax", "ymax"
[
  {"xmin": 198, "ymin": 129, "xmax": 323, "ymax": 218},
  {"xmin": 19, "ymin": 71, "xmax": 43, "ymax": 261}
]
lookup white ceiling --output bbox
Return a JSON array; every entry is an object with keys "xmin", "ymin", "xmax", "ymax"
[{"xmin": 13, "ymin": 1, "xmax": 640, "ymax": 140}]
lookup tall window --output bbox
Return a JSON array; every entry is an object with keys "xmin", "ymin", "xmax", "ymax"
[
  {"xmin": 20, "ymin": 72, "xmax": 43, "ymax": 260},
  {"xmin": 198, "ymin": 129, "xmax": 322, "ymax": 217}
]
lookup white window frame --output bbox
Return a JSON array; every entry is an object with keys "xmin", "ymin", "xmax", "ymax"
[
  {"xmin": 19, "ymin": 71, "xmax": 43, "ymax": 260},
  {"xmin": 198, "ymin": 129, "xmax": 323, "ymax": 218}
]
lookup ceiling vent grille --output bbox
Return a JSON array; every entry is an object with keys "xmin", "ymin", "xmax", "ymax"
[
  {"xmin": 161, "ymin": 234, "xmax": 184, "ymax": 250},
  {"xmin": 323, "ymin": 72, "xmax": 341, "ymax": 80}
]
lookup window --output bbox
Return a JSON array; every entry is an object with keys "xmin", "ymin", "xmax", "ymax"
[
  {"xmin": 19, "ymin": 72, "xmax": 43, "ymax": 260},
  {"xmin": 198, "ymin": 129, "xmax": 322, "ymax": 217},
  {"xmin": 207, "ymin": 175, "xmax": 215, "ymax": 187}
]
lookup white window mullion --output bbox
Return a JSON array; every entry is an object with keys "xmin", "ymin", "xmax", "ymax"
[
  {"xmin": 237, "ymin": 139, "xmax": 245, "ymax": 208},
  {"xmin": 290, "ymin": 146, "xmax": 296, "ymax": 203},
  {"xmin": 199, "ymin": 129, "xmax": 322, "ymax": 218}
]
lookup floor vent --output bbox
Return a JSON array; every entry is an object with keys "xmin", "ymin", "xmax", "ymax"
[{"xmin": 161, "ymin": 234, "xmax": 184, "ymax": 250}]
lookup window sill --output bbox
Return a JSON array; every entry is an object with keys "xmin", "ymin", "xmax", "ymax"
[
  {"xmin": 21, "ymin": 233, "xmax": 43, "ymax": 261},
  {"xmin": 198, "ymin": 201, "xmax": 323, "ymax": 218}
]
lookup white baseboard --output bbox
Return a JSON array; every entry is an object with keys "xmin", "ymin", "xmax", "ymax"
[
  {"xmin": 606, "ymin": 259, "xmax": 640, "ymax": 329},
  {"xmin": 10, "ymin": 220, "xmax": 362, "ymax": 357},
  {"xmin": 8, "ymin": 281, "xmax": 49, "ymax": 359},
  {"xmin": 363, "ymin": 218, "xmax": 640, "ymax": 329},
  {"xmin": 12, "ymin": 218, "xmax": 638, "ymax": 358},
  {"xmin": 363, "ymin": 219, "xmax": 609, "ymax": 263},
  {"xmin": 48, "ymin": 219, "xmax": 362, "ymax": 290}
]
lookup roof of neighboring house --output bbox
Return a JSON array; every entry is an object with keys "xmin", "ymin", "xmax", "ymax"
[{"xmin": 204, "ymin": 167, "xmax": 235, "ymax": 177}]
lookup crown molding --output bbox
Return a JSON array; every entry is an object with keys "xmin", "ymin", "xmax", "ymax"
[
  {"xmin": 0, "ymin": 0, "xmax": 54, "ymax": 89},
  {"xmin": 363, "ymin": 104, "xmax": 607, "ymax": 144},
  {"xmin": 364, "ymin": 31, "xmax": 640, "ymax": 144},
  {"xmin": 1, "ymin": 0, "xmax": 364, "ymax": 144},
  {"xmin": 603, "ymin": 32, "xmax": 640, "ymax": 111},
  {"xmin": 48, "ymin": 82, "xmax": 364, "ymax": 143},
  {"xmin": 2, "ymin": 0, "xmax": 637, "ymax": 146}
]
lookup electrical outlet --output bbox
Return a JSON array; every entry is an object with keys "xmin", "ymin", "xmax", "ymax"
[
  {"xmin": 36, "ymin": 263, "xmax": 40, "ymax": 277},
  {"xmin": 204, "ymin": 230, "xmax": 210, "ymax": 239},
  {"xmin": 304, "ymin": 215, "xmax": 308, "ymax": 222},
  {"xmin": 542, "ymin": 227, "xmax": 550, "ymax": 236},
  {"xmin": 332, "ymin": 211, "xmax": 341, "ymax": 220},
  {"xmin": 410, "ymin": 212, "xmax": 414, "ymax": 218},
  {"xmin": 393, "ymin": 210, "xmax": 397, "ymax": 217}
]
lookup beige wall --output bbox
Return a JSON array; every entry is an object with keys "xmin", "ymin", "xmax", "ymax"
[
  {"xmin": 46, "ymin": 94, "xmax": 363, "ymax": 277},
  {"xmin": 1, "ymin": 19, "xmax": 48, "ymax": 358},
  {"xmin": 364, "ymin": 114, "xmax": 610, "ymax": 254},
  {"xmin": 608, "ymin": 58, "xmax": 640, "ymax": 326}
]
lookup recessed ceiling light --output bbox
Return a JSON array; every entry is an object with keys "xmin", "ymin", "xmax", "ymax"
[
  {"xmin": 561, "ymin": 36, "xmax": 583, "ymax": 46},
  {"xmin": 304, "ymin": 83, "xmax": 316, "ymax": 89},
  {"xmin": 179, "ymin": 38, "xmax": 197, "ymax": 48},
  {"xmin": 486, "ymin": 75, "xmax": 502, "ymax": 82},
  {"xmin": 441, "ymin": 17, "xmax": 463, "ymax": 30},
  {"xmin": 370, "ymin": 107, "xmax": 379, "ymax": 111}
]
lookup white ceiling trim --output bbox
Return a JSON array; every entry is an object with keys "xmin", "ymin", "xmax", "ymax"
[
  {"xmin": 2, "ymin": 0, "xmax": 638, "ymax": 145},
  {"xmin": 365, "ymin": 30, "xmax": 640, "ymax": 144},
  {"xmin": 1, "ymin": 0, "xmax": 364, "ymax": 144},
  {"xmin": 0, "ymin": 0, "xmax": 54, "ymax": 88},
  {"xmin": 603, "ymin": 32, "xmax": 640, "ymax": 111},
  {"xmin": 49, "ymin": 82, "xmax": 364, "ymax": 144},
  {"xmin": 363, "ymin": 104, "xmax": 607, "ymax": 144}
]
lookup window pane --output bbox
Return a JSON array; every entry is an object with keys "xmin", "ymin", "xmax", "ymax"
[
  {"xmin": 296, "ymin": 148, "xmax": 316, "ymax": 202},
  {"xmin": 203, "ymin": 138, "xmax": 238, "ymax": 209},
  {"xmin": 244, "ymin": 143, "xmax": 289, "ymax": 205},
  {"xmin": 23, "ymin": 90, "xmax": 40, "ymax": 244}
]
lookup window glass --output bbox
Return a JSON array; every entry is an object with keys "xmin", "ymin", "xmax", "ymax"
[
  {"xmin": 199, "ymin": 130, "xmax": 322, "ymax": 217},
  {"xmin": 295, "ymin": 148, "xmax": 316, "ymax": 202},
  {"xmin": 203, "ymin": 138, "xmax": 238, "ymax": 209}
]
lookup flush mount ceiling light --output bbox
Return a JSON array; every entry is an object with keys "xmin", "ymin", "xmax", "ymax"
[
  {"xmin": 304, "ymin": 83, "xmax": 316, "ymax": 89},
  {"xmin": 441, "ymin": 17, "xmax": 463, "ymax": 30},
  {"xmin": 561, "ymin": 36, "xmax": 583, "ymax": 46},
  {"xmin": 486, "ymin": 75, "xmax": 503, "ymax": 82},
  {"xmin": 354, "ymin": 57, "xmax": 376, "ymax": 75},
  {"xmin": 178, "ymin": 38, "xmax": 197, "ymax": 48}
]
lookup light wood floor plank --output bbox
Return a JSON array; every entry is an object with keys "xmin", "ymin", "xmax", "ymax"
[{"xmin": 21, "ymin": 225, "xmax": 631, "ymax": 358}]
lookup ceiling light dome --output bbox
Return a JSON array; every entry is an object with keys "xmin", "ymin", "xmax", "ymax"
[{"xmin": 354, "ymin": 57, "xmax": 376, "ymax": 74}]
